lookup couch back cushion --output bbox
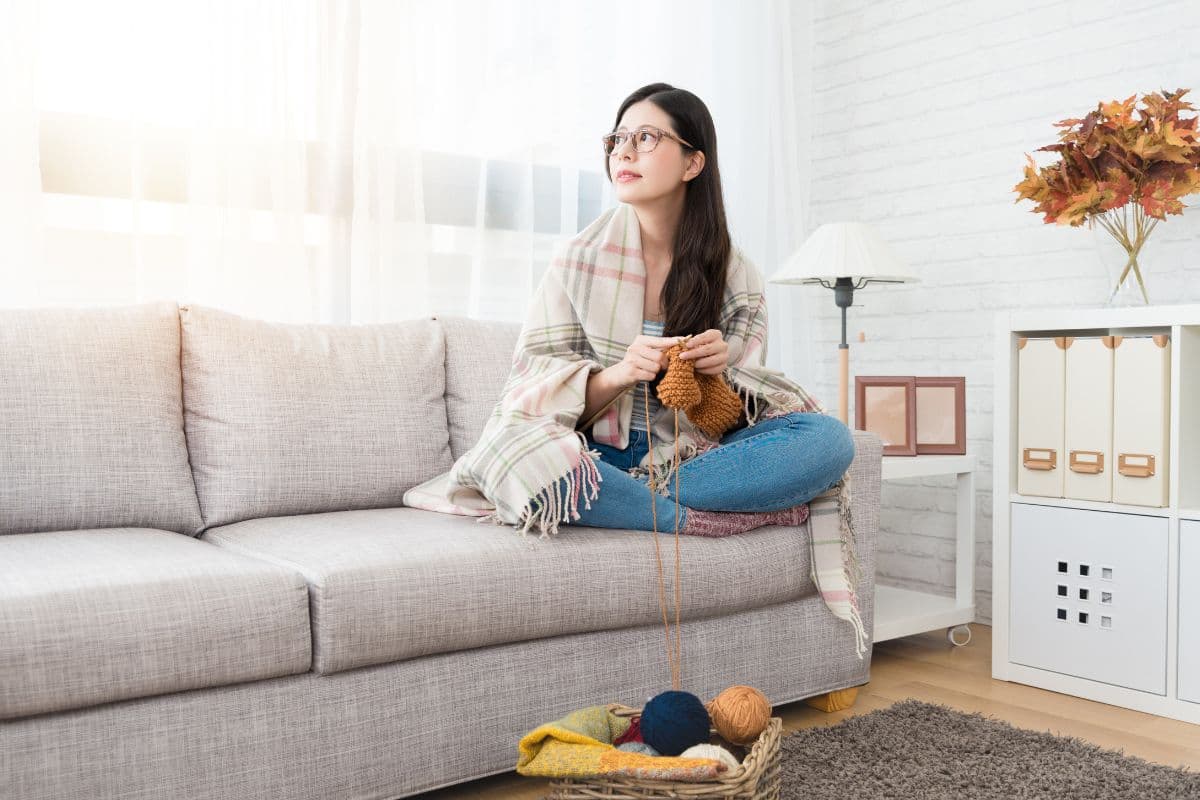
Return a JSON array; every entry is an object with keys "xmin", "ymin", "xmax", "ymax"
[
  {"xmin": 438, "ymin": 315, "xmax": 521, "ymax": 460},
  {"xmin": 179, "ymin": 305, "xmax": 453, "ymax": 528},
  {"xmin": 0, "ymin": 302, "xmax": 205, "ymax": 536}
]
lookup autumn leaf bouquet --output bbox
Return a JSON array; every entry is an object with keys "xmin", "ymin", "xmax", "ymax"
[{"xmin": 1013, "ymin": 88, "xmax": 1200, "ymax": 304}]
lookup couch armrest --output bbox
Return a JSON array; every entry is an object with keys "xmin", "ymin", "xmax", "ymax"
[{"xmin": 847, "ymin": 429, "xmax": 883, "ymax": 636}]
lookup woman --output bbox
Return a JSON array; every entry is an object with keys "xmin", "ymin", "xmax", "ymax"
[
  {"xmin": 401, "ymin": 82, "xmax": 866, "ymax": 654},
  {"xmin": 554, "ymin": 82, "xmax": 856, "ymax": 536}
]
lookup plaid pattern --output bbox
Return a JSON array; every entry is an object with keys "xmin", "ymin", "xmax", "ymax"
[{"xmin": 404, "ymin": 202, "xmax": 866, "ymax": 658}]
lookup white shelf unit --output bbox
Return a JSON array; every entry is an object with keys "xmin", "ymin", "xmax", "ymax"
[
  {"xmin": 993, "ymin": 303, "xmax": 1200, "ymax": 726},
  {"xmin": 874, "ymin": 454, "xmax": 976, "ymax": 644}
]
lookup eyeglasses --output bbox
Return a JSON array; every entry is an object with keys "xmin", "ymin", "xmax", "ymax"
[{"xmin": 601, "ymin": 125, "xmax": 696, "ymax": 156}]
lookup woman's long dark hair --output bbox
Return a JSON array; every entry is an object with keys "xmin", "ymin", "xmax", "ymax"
[{"xmin": 605, "ymin": 83, "xmax": 732, "ymax": 341}]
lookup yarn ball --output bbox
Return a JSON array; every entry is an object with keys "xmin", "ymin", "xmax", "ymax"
[
  {"xmin": 705, "ymin": 685, "xmax": 772, "ymax": 745},
  {"xmin": 680, "ymin": 743, "xmax": 741, "ymax": 772},
  {"xmin": 640, "ymin": 690, "xmax": 712, "ymax": 756},
  {"xmin": 656, "ymin": 343, "xmax": 702, "ymax": 410},
  {"xmin": 612, "ymin": 715, "xmax": 643, "ymax": 746},
  {"xmin": 616, "ymin": 741, "xmax": 660, "ymax": 756}
]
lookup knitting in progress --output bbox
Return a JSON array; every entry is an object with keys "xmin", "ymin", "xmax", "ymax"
[{"xmin": 654, "ymin": 339, "xmax": 814, "ymax": 539}]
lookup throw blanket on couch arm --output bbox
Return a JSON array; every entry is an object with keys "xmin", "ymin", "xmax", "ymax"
[{"xmin": 403, "ymin": 202, "xmax": 867, "ymax": 659}]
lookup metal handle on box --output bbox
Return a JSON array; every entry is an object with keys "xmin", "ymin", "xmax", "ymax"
[
  {"xmin": 1118, "ymin": 453, "xmax": 1155, "ymax": 478},
  {"xmin": 1069, "ymin": 450, "xmax": 1105, "ymax": 474},
  {"xmin": 1023, "ymin": 448, "xmax": 1057, "ymax": 471}
]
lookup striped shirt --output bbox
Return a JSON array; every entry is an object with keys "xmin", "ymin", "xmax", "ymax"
[{"xmin": 630, "ymin": 318, "xmax": 665, "ymax": 432}]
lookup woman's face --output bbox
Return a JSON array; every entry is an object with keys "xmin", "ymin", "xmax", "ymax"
[{"xmin": 608, "ymin": 100, "xmax": 703, "ymax": 205}]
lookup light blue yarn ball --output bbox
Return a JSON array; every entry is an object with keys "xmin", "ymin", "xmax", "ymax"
[{"xmin": 616, "ymin": 741, "xmax": 660, "ymax": 756}]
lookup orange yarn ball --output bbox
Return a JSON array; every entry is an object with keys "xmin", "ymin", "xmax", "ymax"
[{"xmin": 705, "ymin": 685, "xmax": 772, "ymax": 745}]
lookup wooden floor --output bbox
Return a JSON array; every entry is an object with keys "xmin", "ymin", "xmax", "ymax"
[{"xmin": 420, "ymin": 624, "xmax": 1200, "ymax": 799}]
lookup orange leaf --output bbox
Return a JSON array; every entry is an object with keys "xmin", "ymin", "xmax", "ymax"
[{"xmin": 1139, "ymin": 179, "xmax": 1185, "ymax": 219}]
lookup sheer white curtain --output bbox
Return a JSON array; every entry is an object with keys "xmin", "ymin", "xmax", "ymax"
[
  {"xmin": 0, "ymin": 0, "xmax": 815, "ymax": 375},
  {"xmin": 1, "ymin": 0, "xmax": 44, "ymax": 304}
]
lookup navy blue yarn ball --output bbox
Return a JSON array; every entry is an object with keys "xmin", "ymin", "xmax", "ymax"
[{"xmin": 639, "ymin": 690, "xmax": 712, "ymax": 756}]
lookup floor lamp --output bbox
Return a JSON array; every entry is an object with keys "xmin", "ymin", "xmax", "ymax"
[{"xmin": 767, "ymin": 222, "xmax": 919, "ymax": 425}]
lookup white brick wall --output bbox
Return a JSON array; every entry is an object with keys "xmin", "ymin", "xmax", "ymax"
[{"xmin": 803, "ymin": 0, "xmax": 1200, "ymax": 625}]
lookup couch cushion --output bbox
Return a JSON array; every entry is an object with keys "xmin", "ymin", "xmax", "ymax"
[
  {"xmin": 437, "ymin": 315, "xmax": 521, "ymax": 460},
  {"xmin": 200, "ymin": 506, "xmax": 816, "ymax": 675},
  {"xmin": 179, "ymin": 305, "xmax": 453, "ymax": 528},
  {"xmin": 0, "ymin": 301, "xmax": 204, "ymax": 537},
  {"xmin": 0, "ymin": 528, "xmax": 311, "ymax": 720}
]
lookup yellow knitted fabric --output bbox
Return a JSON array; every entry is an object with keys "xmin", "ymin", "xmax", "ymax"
[{"xmin": 516, "ymin": 705, "xmax": 726, "ymax": 780}]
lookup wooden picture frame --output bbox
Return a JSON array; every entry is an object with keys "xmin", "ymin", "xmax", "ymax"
[
  {"xmin": 914, "ymin": 376, "xmax": 966, "ymax": 455},
  {"xmin": 854, "ymin": 376, "xmax": 917, "ymax": 456}
]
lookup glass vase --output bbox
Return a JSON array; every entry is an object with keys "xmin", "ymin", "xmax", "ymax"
[
  {"xmin": 1107, "ymin": 254, "xmax": 1146, "ymax": 306},
  {"xmin": 1089, "ymin": 209, "xmax": 1156, "ymax": 307}
]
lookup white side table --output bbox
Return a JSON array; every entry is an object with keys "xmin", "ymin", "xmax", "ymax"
[{"xmin": 873, "ymin": 453, "xmax": 977, "ymax": 646}]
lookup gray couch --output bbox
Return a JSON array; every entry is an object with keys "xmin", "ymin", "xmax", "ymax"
[{"xmin": 0, "ymin": 301, "xmax": 882, "ymax": 800}]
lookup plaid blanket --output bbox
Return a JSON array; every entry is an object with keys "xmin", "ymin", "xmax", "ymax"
[
  {"xmin": 515, "ymin": 704, "xmax": 727, "ymax": 780},
  {"xmin": 403, "ymin": 202, "xmax": 867, "ymax": 659}
]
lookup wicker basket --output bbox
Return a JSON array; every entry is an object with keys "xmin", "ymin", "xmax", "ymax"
[{"xmin": 546, "ymin": 702, "xmax": 782, "ymax": 800}]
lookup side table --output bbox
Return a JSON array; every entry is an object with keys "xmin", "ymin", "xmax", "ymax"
[{"xmin": 873, "ymin": 453, "xmax": 977, "ymax": 646}]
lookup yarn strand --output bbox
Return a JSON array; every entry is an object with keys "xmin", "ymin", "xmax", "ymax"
[
  {"xmin": 642, "ymin": 380, "xmax": 681, "ymax": 691},
  {"xmin": 673, "ymin": 408, "xmax": 682, "ymax": 690}
]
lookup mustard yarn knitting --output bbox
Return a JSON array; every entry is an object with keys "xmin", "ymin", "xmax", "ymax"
[
  {"xmin": 689, "ymin": 371, "xmax": 743, "ymax": 439},
  {"xmin": 705, "ymin": 685, "xmax": 772, "ymax": 745},
  {"xmin": 656, "ymin": 340, "xmax": 744, "ymax": 440},
  {"xmin": 656, "ymin": 341, "xmax": 702, "ymax": 410}
]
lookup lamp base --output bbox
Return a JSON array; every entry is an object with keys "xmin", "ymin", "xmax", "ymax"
[{"xmin": 839, "ymin": 344, "xmax": 849, "ymax": 425}]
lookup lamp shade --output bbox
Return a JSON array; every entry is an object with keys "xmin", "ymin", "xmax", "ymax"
[{"xmin": 768, "ymin": 222, "xmax": 919, "ymax": 285}]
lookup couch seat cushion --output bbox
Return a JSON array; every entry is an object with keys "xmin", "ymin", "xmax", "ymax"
[
  {"xmin": 201, "ymin": 507, "xmax": 815, "ymax": 675},
  {"xmin": 0, "ymin": 529, "xmax": 311, "ymax": 720}
]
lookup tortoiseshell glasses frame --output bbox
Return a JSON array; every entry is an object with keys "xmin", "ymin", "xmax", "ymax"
[{"xmin": 602, "ymin": 125, "xmax": 696, "ymax": 156}]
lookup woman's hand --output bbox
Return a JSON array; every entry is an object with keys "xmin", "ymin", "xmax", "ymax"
[
  {"xmin": 609, "ymin": 334, "xmax": 680, "ymax": 389},
  {"xmin": 678, "ymin": 328, "xmax": 729, "ymax": 375}
]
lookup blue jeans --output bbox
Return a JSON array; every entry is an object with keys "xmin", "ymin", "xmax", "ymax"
[{"xmin": 561, "ymin": 411, "xmax": 856, "ymax": 531}]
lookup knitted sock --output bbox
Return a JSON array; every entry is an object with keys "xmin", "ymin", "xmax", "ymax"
[{"xmin": 678, "ymin": 502, "xmax": 811, "ymax": 538}]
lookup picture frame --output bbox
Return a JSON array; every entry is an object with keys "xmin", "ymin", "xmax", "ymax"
[
  {"xmin": 854, "ymin": 376, "xmax": 917, "ymax": 456},
  {"xmin": 914, "ymin": 376, "xmax": 966, "ymax": 455}
]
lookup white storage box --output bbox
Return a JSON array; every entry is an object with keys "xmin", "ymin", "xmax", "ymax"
[
  {"xmin": 1009, "ymin": 502, "xmax": 1168, "ymax": 695},
  {"xmin": 1017, "ymin": 337, "xmax": 1066, "ymax": 498},
  {"xmin": 1064, "ymin": 336, "xmax": 1115, "ymax": 502},
  {"xmin": 1112, "ymin": 335, "xmax": 1171, "ymax": 507},
  {"xmin": 1180, "ymin": 519, "xmax": 1200, "ymax": 704}
]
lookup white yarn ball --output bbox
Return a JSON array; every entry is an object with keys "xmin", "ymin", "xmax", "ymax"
[{"xmin": 679, "ymin": 743, "xmax": 741, "ymax": 772}]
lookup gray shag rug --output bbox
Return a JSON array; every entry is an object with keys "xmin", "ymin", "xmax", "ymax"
[{"xmin": 778, "ymin": 699, "xmax": 1200, "ymax": 799}]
